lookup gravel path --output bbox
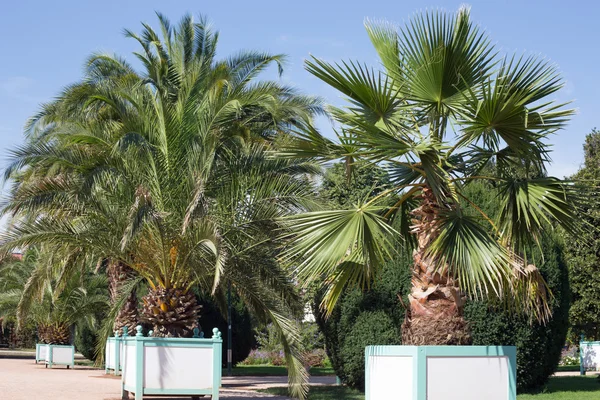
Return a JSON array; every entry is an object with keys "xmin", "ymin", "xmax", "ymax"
[{"xmin": 0, "ymin": 358, "xmax": 298, "ymax": 399}]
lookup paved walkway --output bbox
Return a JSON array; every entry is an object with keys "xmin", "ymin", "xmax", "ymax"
[{"xmin": 0, "ymin": 358, "xmax": 338, "ymax": 399}]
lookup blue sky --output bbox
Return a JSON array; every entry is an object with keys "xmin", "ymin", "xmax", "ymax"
[{"xmin": 1, "ymin": 0, "xmax": 597, "ymax": 177}]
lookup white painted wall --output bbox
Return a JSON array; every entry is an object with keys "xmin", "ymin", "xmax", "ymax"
[
  {"xmin": 427, "ymin": 356, "xmax": 509, "ymax": 400},
  {"xmin": 367, "ymin": 355, "xmax": 413, "ymax": 400},
  {"xmin": 144, "ymin": 346, "xmax": 214, "ymax": 390},
  {"xmin": 581, "ymin": 343, "xmax": 600, "ymax": 371}
]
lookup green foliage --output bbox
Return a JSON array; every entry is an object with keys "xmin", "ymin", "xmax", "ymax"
[
  {"xmin": 320, "ymin": 231, "xmax": 569, "ymax": 392},
  {"xmin": 319, "ymin": 162, "xmax": 391, "ymax": 208},
  {"xmin": 465, "ymin": 230, "xmax": 570, "ymax": 391},
  {"xmin": 314, "ymin": 255, "xmax": 410, "ymax": 391},
  {"xmin": 281, "ymin": 7, "xmax": 578, "ymax": 323},
  {"xmin": 564, "ymin": 129, "xmax": 600, "ymax": 340},
  {"xmin": 245, "ymin": 321, "xmax": 328, "ymax": 368},
  {"xmin": 461, "ymin": 180, "xmax": 570, "ymax": 391},
  {"xmin": 74, "ymin": 324, "xmax": 99, "ymax": 361},
  {"xmin": 313, "ymin": 160, "xmax": 408, "ymax": 389},
  {"xmin": 318, "ymin": 176, "xmax": 570, "ymax": 392},
  {"xmin": 0, "ymin": 248, "xmax": 108, "ymax": 345},
  {"xmin": 340, "ymin": 311, "xmax": 399, "ymax": 390},
  {"xmin": 1, "ymin": 13, "xmax": 322, "ymax": 398}
]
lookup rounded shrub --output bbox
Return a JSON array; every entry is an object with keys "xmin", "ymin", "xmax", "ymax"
[
  {"xmin": 340, "ymin": 311, "xmax": 400, "ymax": 390},
  {"xmin": 314, "ymin": 254, "xmax": 410, "ymax": 390}
]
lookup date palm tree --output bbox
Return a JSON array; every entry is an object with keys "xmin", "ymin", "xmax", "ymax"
[
  {"xmin": 280, "ymin": 7, "xmax": 581, "ymax": 345},
  {"xmin": 1, "ymin": 13, "xmax": 320, "ymax": 397},
  {"xmin": 0, "ymin": 248, "xmax": 108, "ymax": 345}
]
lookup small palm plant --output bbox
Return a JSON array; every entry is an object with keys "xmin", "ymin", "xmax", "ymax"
[
  {"xmin": 0, "ymin": 248, "xmax": 108, "ymax": 344},
  {"xmin": 281, "ymin": 7, "xmax": 581, "ymax": 345}
]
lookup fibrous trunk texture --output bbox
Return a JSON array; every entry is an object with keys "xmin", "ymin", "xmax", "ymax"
[
  {"xmin": 402, "ymin": 187, "xmax": 471, "ymax": 345},
  {"xmin": 140, "ymin": 287, "xmax": 202, "ymax": 337},
  {"xmin": 107, "ymin": 260, "xmax": 139, "ymax": 335},
  {"xmin": 38, "ymin": 323, "xmax": 70, "ymax": 345}
]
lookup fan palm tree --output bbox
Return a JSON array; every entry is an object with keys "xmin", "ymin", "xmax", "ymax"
[
  {"xmin": 280, "ymin": 7, "xmax": 581, "ymax": 345},
  {"xmin": 0, "ymin": 248, "xmax": 108, "ymax": 344},
  {"xmin": 2, "ymin": 13, "xmax": 321, "ymax": 397}
]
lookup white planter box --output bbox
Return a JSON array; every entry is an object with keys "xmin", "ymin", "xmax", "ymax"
[
  {"xmin": 36, "ymin": 344, "xmax": 75, "ymax": 368},
  {"xmin": 580, "ymin": 340, "xmax": 600, "ymax": 373},
  {"xmin": 105, "ymin": 336, "xmax": 124, "ymax": 375},
  {"xmin": 365, "ymin": 345, "xmax": 516, "ymax": 400},
  {"xmin": 35, "ymin": 343, "xmax": 47, "ymax": 364},
  {"xmin": 121, "ymin": 326, "xmax": 222, "ymax": 400}
]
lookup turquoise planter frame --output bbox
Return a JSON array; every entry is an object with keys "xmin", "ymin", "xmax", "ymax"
[
  {"xmin": 36, "ymin": 344, "xmax": 75, "ymax": 369},
  {"xmin": 365, "ymin": 345, "xmax": 516, "ymax": 400},
  {"xmin": 105, "ymin": 328, "xmax": 128, "ymax": 375},
  {"xmin": 120, "ymin": 326, "xmax": 222, "ymax": 400},
  {"xmin": 579, "ymin": 340, "xmax": 600, "ymax": 375}
]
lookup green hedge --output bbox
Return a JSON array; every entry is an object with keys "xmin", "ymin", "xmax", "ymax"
[
  {"xmin": 465, "ymin": 230, "xmax": 570, "ymax": 391},
  {"xmin": 314, "ymin": 254, "xmax": 410, "ymax": 391},
  {"xmin": 74, "ymin": 324, "xmax": 98, "ymax": 361},
  {"xmin": 317, "ymin": 231, "xmax": 570, "ymax": 392}
]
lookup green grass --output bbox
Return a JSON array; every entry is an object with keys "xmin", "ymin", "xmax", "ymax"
[
  {"xmin": 222, "ymin": 365, "xmax": 335, "ymax": 376},
  {"xmin": 260, "ymin": 376, "xmax": 600, "ymax": 400},
  {"xmin": 517, "ymin": 376, "xmax": 600, "ymax": 399},
  {"xmin": 556, "ymin": 365, "xmax": 580, "ymax": 372},
  {"xmin": 261, "ymin": 386, "xmax": 363, "ymax": 399}
]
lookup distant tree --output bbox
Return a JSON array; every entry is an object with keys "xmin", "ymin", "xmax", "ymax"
[
  {"xmin": 319, "ymin": 162, "xmax": 391, "ymax": 208},
  {"xmin": 565, "ymin": 129, "xmax": 600, "ymax": 340}
]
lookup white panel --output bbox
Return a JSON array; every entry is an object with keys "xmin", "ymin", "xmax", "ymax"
[
  {"xmin": 51, "ymin": 346, "xmax": 74, "ymax": 364},
  {"xmin": 144, "ymin": 346, "xmax": 214, "ymax": 390},
  {"xmin": 123, "ymin": 344, "xmax": 137, "ymax": 387},
  {"xmin": 119, "ymin": 342, "xmax": 124, "ymax": 367},
  {"xmin": 367, "ymin": 356, "xmax": 413, "ymax": 400},
  {"xmin": 106, "ymin": 341, "xmax": 114, "ymax": 369},
  {"xmin": 582, "ymin": 343, "xmax": 600, "ymax": 371},
  {"xmin": 427, "ymin": 356, "xmax": 509, "ymax": 400},
  {"xmin": 39, "ymin": 345, "xmax": 48, "ymax": 361}
]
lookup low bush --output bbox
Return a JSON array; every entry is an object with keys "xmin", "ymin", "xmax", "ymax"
[
  {"xmin": 314, "ymin": 254, "xmax": 410, "ymax": 391},
  {"xmin": 74, "ymin": 324, "xmax": 98, "ymax": 361}
]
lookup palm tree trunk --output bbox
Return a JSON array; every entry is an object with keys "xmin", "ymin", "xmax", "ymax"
[
  {"xmin": 401, "ymin": 187, "xmax": 471, "ymax": 345},
  {"xmin": 107, "ymin": 260, "xmax": 139, "ymax": 334}
]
